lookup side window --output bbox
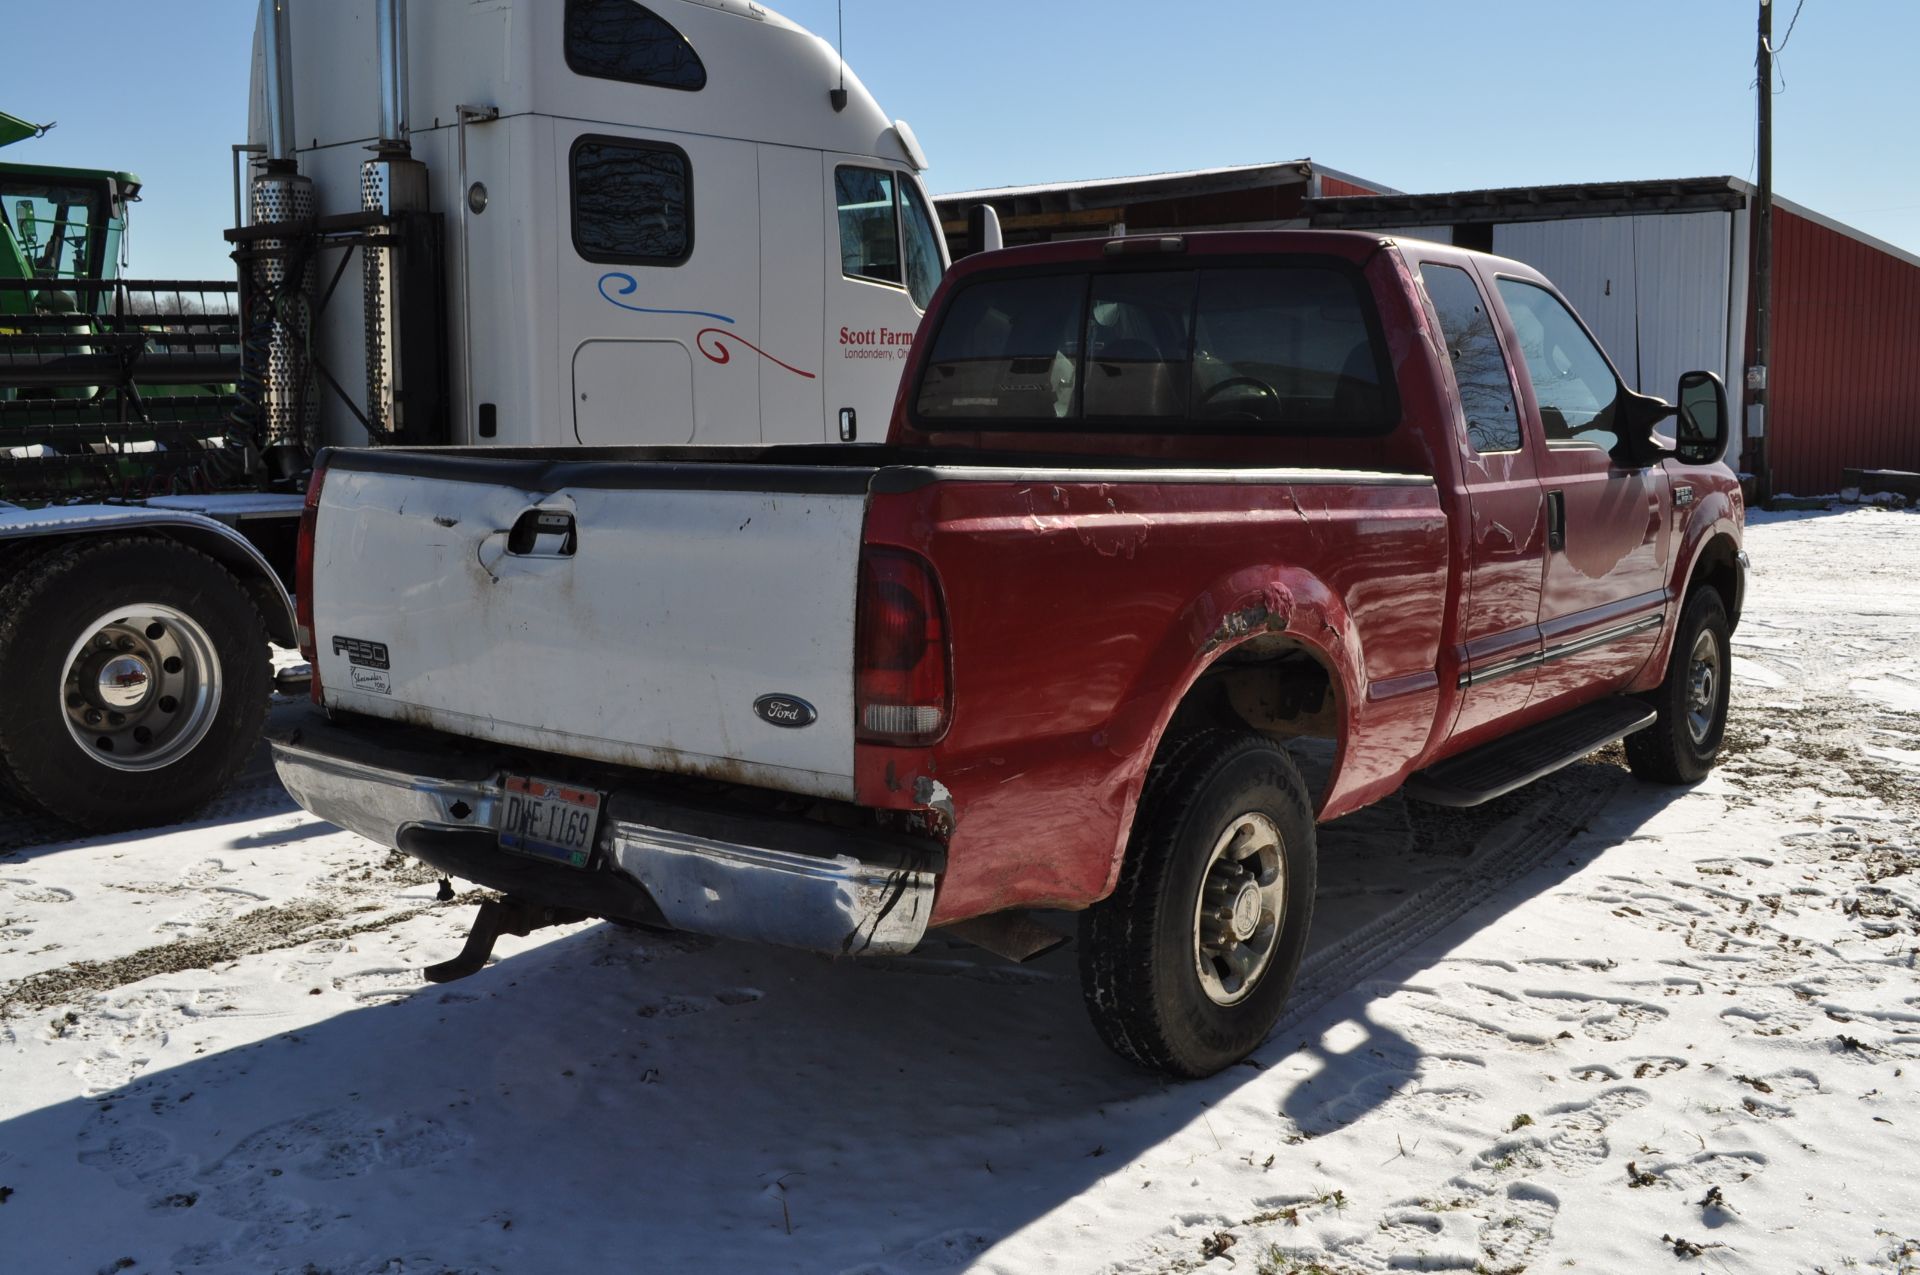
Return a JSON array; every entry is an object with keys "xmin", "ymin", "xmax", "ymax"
[
  {"xmin": 837, "ymin": 168, "xmax": 948, "ymax": 311},
  {"xmin": 564, "ymin": 0, "xmax": 707, "ymax": 91},
  {"xmin": 571, "ymin": 138, "xmax": 691, "ymax": 265},
  {"xmin": 836, "ymin": 167, "xmax": 901, "ymax": 287},
  {"xmin": 1494, "ymin": 278, "xmax": 1620, "ymax": 452},
  {"xmin": 1419, "ymin": 263, "xmax": 1520, "ymax": 453}
]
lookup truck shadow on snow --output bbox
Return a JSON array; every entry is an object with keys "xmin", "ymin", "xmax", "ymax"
[{"xmin": 0, "ymin": 755, "xmax": 1694, "ymax": 1273}]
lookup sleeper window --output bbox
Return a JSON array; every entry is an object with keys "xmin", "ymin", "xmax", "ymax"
[
  {"xmin": 570, "ymin": 138, "xmax": 691, "ymax": 264},
  {"xmin": 564, "ymin": 0, "xmax": 707, "ymax": 91}
]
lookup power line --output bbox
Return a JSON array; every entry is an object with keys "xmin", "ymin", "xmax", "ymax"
[{"xmin": 1773, "ymin": 0, "xmax": 1808, "ymax": 52}]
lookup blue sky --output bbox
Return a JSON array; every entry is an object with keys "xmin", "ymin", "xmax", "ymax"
[{"xmin": 6, "ymin": 0, "xmax": 1914, "ymax": 278}]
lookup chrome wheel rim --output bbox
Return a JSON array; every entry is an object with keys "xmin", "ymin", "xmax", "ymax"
[
  {"xmin": 1192, "ymin": 812, "xmax": 1288, "ymax": 1007},
  {"xmin": 60, "ymin": 604, "xmax": 222, "ymax": 772},
  {"xmin": 1685, "ymin": 627, "xmax": 1722, "ymax": 746}
]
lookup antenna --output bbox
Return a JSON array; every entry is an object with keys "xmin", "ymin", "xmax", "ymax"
[{"xmin": 829, "ymin": 0, "xmax": 848, "ymax": 111}]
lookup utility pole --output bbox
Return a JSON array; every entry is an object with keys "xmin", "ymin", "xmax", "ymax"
[{"xmin": 1752, "ymin": 0, "xmax": 1775, "ymax": 500}]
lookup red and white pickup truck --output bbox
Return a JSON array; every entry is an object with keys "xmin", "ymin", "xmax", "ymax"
[{"xmin": 273, "ymin": 230, "xmax": 1746, "ymax": 1076}]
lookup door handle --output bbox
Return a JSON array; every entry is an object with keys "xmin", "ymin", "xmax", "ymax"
[
  {"xmin": 1546, "ymin": 490, "xmax": 1566, "ymax": 553},
  {"xmin": 507, "ymin": 508, "xmax": 577, "ymax": 558}
]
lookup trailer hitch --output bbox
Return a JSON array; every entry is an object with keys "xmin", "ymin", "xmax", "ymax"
[{"xmin": 424, "ymin": 897, "xmax": 588, "ymax": 983}]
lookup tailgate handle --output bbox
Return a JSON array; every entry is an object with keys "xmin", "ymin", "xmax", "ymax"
[{"xmin": 506, "ymin": 508, "xmax": 577, "ymax": 558}]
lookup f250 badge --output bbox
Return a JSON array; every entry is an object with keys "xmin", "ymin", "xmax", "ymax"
[
  {"xmin": 332, "ymin": 635, "xmax": 390, "ymax": 670},
  {"xmin": 753, "ymin": 694, "xmax": 817, "ymax": 729}
]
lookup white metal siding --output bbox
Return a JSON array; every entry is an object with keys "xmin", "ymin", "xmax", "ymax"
[
  {"xmin": 1631, "ymin": 213, "xmax": 1733, "ymax": 404},
  {"xmin": 1493, "ymin": 213, "xmax": 1733, "ymax": 400},
  {"xmin": 1375, "ymin": 226, "xmax": 1454, "ymax": 246}
]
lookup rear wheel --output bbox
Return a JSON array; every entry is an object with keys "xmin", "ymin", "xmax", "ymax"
[
  {"xmin": 1626, "ymin": 588, "xmax": 1732, "ymax": 784},
  {"xmin": 0, "ymin": 538, "xmax": 272, "ymax": 831},
  {"xmin": 1079, "ymin": 731, "xmax": 1317, "ymax": 1077}
]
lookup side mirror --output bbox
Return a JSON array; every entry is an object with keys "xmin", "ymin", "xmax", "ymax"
[
  {"xmin": 1673, "ymin": 370, "xmax": 1729, "ymax": 465},
  {"xmin": 965, "ymin": 203, "xmax": 1003, "ymax": 258},
  {"xmin": 15, "ymin": 199, "xmax": 37, "ymax": 245}
]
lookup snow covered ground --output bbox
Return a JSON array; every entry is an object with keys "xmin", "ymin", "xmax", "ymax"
[{"xmin": 2, "ymin": 506, "xmax": 1917, "ymax": 1275}]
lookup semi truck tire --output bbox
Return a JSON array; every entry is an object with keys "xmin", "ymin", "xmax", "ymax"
[
  {"xmin": 1078, "ymin": 730, "xmax": 1317, "ymax": 1078},
  {"xmin": 1626, "ymin": 587, "xmax": 1732, "ymax": 785},
  {"xmin": 0, "ymin": 536, "xmax": 273, "ymax": 832}
]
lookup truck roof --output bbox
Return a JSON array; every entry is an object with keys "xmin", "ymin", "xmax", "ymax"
[{"xmin": 943, "ymin": 228, "xmax": 1549, "ymax": 289}]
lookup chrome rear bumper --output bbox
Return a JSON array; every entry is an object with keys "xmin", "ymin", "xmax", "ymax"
[{"xmin": 270, "ymin": 714, "xmax": 938, "ymax": 957}]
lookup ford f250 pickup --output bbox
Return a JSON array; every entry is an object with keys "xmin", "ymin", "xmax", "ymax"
[{"xmin": 271, "ymin": 230, "xmax": 1746, "ymax": 1077}]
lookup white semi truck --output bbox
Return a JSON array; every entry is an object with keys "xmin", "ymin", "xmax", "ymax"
[{"xmin": 0, "ymin": 0, "xmax": 954, "ymax": 830}]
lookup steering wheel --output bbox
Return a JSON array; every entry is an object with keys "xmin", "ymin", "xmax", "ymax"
[{"xmin": 1200, "ymin": 376, "xmax": 1280, "ymax": 420}]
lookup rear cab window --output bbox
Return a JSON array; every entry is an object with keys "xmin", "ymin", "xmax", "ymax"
[{"xmin": 914, "ymin": 258, "xmax": 1396, "ymax": 431}]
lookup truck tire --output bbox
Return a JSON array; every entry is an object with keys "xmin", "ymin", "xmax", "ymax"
[
  {"xmin": 1626, "ymin": 587, "xmax": 1732, "ymax": 785},
  {"xmin": 0, "ymin": 537, "xmax": 273, "ymax": 832},
  {"xmin": 1078, "ymin": 731, "xmax": 1317, "ymax": 1078}
]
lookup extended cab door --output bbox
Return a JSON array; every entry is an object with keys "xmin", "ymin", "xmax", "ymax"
[
  {"xmin": 1414, "ymin": 257, "xmax": 1547, "ymax": 743},
  {"xmin": 1491, "ymin": 277, "xmax": 1670, "ymax": 708}
]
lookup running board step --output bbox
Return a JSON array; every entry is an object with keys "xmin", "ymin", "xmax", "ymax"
[{"xmin": 1404, "ymin": 699, "xmax": 1656, "ymax": 808}]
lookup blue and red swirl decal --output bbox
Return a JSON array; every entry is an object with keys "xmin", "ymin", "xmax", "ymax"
[{"xmin": 598, "ymin": 272, "xmax": 815, "ymax": 380}]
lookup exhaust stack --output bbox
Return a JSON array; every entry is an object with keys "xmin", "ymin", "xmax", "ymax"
[
  {"xmin": 362, "ymin": 0, "xmax": 430, "ymax": 442},
  {"xmin": 249, "ymin": 0, "xmax": 317, "ymax": 480}
]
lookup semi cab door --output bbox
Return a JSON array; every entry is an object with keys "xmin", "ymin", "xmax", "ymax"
[
  {"xmin": 820, "ymin": 159, "xmax": 945, "ymax": 442},
  {"xmin": 1492, "ymin": 277, "xmax": 1670, "ymax": 709},
  {"xmin": 1416, "ymin": 259, "xmax": 1547, "ymax": 744}
]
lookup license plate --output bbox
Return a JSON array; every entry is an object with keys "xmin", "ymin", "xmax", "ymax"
[{"xmin": 496, "ymin": 775, "xmax": 603, "ymax": 869}]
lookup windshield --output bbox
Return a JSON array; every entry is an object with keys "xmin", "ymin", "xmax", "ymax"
[
  {"xmin": 914, "ymin": 259, "xmax": 1395, "ymax": 431},
  {"xmin": 0, "ymin": 178, "xmax": 107, "ymax": 280}
]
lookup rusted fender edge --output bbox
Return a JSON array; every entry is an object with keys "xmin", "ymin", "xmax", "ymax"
[{"xmin": 1091, "ymin": 563, "xmax": 1367, "ymax": 905}]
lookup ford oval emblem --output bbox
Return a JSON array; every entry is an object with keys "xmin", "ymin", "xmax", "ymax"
[{"xmin": 753, "ymin": 694, "xmax": 817, "ymax": 729}]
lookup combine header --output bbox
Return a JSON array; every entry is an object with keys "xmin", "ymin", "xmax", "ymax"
[{"xmin": 0, "ymin": 114, "xmax": 250, "ymax": 499}]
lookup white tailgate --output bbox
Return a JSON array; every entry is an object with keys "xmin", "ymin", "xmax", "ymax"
[{"xmin": 312, "ymin": 468, "xmax": 866, "ymax": 800}]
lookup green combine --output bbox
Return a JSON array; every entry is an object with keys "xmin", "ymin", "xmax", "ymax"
[{"xmin": 0, "ymin": 109, "xmax": 248, "ymax": 500}]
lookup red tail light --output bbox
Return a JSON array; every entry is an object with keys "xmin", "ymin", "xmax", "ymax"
[
  {"xmin": 295, "ymin": 456, "xmax": 328, "ymax": 704},
  {"xmin": 855, "ymin": 549, "xmax": 950, "ymax": 746}
]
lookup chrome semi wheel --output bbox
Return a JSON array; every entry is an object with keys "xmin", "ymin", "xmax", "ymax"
[
  {"xmin": 1627, "ymin": 587, "xmax": 1733, "ymax": 785},
  {"xmin": 1193, "ymin": 813, "xmax": 1288, "ymax": 1006},
  {"xmin": 1079, "ymin": 731, "xmax": 1317, "ymax": 1078},
  {"xmin": 0, "ymin": 538, "xmax": 272, "ymax": 831},
  {"xmin": 61, "ymin": 604, "xmax": 224, "ymax": 771}
]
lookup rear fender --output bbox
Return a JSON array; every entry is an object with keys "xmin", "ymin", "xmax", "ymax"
[{"xmin": 1095, "ymin": 565, "xmax": 1362, "ymax": 901}]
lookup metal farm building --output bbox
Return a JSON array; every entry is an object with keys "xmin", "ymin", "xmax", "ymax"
[{"xmin": 938, "ymin": 167, "xmax": 1920, "ymax": 497}]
